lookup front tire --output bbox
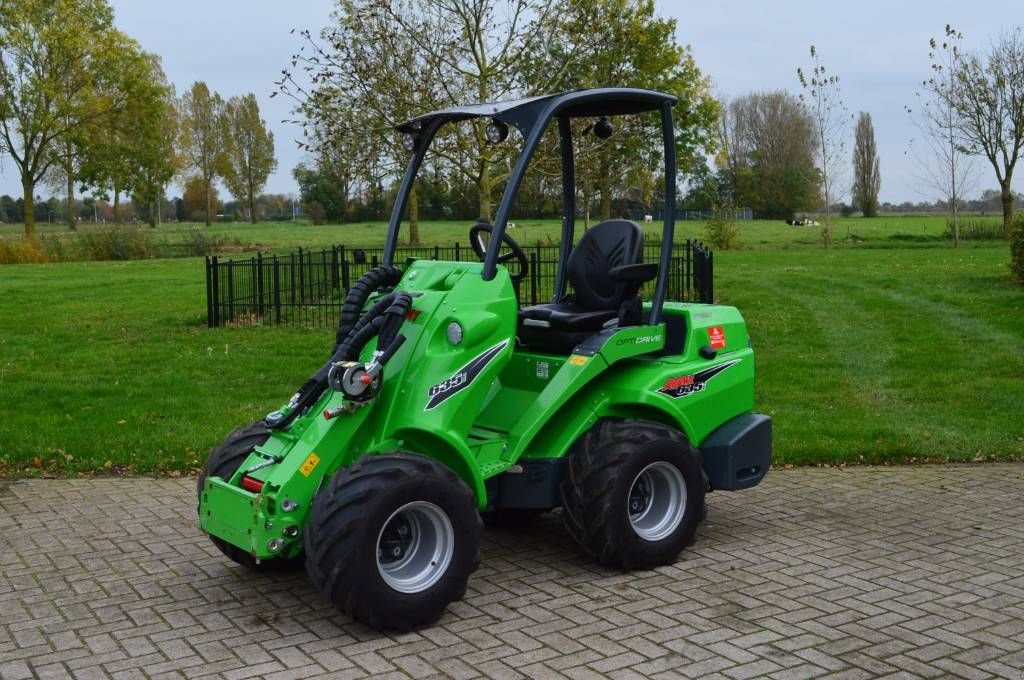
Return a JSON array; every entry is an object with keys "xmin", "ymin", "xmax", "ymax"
[
  {"xmin": 305, "ymin": 453, "xmax": 481, "ymax": 631},
  {"xmin": 560, "ymin": 420, "xmax": 705, "ymax": 569}
]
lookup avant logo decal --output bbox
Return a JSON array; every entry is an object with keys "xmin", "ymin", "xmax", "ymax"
[
  {"xmin": 425, "ymin": 340, "xmax": 509, "ymax": 410},
  {"xmin": 657, "ymin": 360, "xmax": 740, "ymax": 399}
]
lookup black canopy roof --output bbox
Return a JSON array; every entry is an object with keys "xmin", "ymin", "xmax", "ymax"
[{"xmin": 395, "ymin": 87, "xmax": 677, "ymax": 134}]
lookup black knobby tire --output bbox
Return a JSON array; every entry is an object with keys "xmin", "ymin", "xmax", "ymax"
[
  {"xmin": 198, "ymin": 420, "xmax": 304, "ymax": 572},
  {"xmin": 560, "ymin": 420, "xmax": 706, "ymax": 569},
  {"xmin": 304, "ymin": 453, "xmax": 481, "ymax": 631}
]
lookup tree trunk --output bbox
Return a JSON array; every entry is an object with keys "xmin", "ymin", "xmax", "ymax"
[
  {"xmin": 22, "ymin": 175, "xmax": 36, "ymax": 239},
  {"xmin": 1001, "ymin": 180, "xmax": 1014, "ymax": 236},
  {"xmin": 148, "ymin": 200, "xmax": 157, "ymax": 228},
  {"xmin": 598, "ymin": 157, "xmax": 612, "ymax": 221},
  {"xmin": 113, "ymin": 188, "xmax": 121, "ymax": 224},
  {"xmin": 478, "ymin": 168, "xmax": 492, "ymax": 222},
  {"xmin": 204, "ymin": 178, "xmax": 212, "ymax": 227},
  {"xmin": 66, "ymin": 158, "xmax": 77, "ymax": 231},
  {"xmin": 951, "ymin": 198, "xmax": 960, "ymax": 248},
  {"xmin": 408, "ymin": 184, "xmax": 420, "ymax": 245},
  {"xmin": 248, "ymin": 172, "xmax": 257, "ymax": 224}
]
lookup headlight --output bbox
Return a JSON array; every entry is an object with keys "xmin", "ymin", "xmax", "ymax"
[
  {"xmin": 446, "ymin": 321, "xmax": 463, "ymax": 345},
  {"xmin": 402, "ymin": 132, "xmax": 417, "ymax": 152}
]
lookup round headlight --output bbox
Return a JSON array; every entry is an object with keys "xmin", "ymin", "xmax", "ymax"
[
  {"xmin": 485, "ymin": 120, "xmax": 508, "ymax": 144},
  {"xmin": 267, "ymin": 538, "xmax": 285, "ymax": 553},
  {"xmin": 402, "ymin": 132, "xmax": 417, "ymax": 152},
  {"xmin": 446, "ymin": 322, "xmax": 463, "ymax": 345}
]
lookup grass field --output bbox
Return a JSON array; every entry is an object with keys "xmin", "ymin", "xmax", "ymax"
[
  {"xmin": 1, "ymin": 226, "xmax": 1021, "ymax": 477},
  {"xmin": 0, "ymin": 213, "xmax": 1005, "ymax": 254}
]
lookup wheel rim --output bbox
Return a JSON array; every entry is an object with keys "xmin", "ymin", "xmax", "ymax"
[
  {"xmin": 628, "ymin": 462, "xmax": 687, "ymax": 542},
  {"xmin": 376, "ymin": 501, "xmax": 454, "ymax": 593}
]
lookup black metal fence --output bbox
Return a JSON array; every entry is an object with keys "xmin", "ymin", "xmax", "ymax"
[{"xmin": 205, "ymin": 241, "xmax": 713, "ymax": 328}]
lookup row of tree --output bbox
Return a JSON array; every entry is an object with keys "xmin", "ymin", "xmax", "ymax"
[
  {"xmin": 0, "ymin": 191, "xmax": 298, "ymax": 225},
  {"xmin": 280, "ymin": 0, "xmax": 718, "ymax": 243},
  {"xmin": 0, "ymin": 0, "xmax": 278, "ymax": 237},
  {"xmin": 286, "ymin": 4, "xmax": 1022, "ymax": 255}
]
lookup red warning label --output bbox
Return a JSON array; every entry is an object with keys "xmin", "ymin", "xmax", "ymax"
[{"xmin": 707, "ymin": 325, "xmax": 726, "ymax": 349}]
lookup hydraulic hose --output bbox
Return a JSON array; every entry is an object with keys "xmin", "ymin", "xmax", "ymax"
[
  {"xmin": 335, "ymin": 265, "xmax": 403, "ymax": 348},
  {"xmin": 268, "ymin": 266, "xmax": 404, "ymax": 430}
]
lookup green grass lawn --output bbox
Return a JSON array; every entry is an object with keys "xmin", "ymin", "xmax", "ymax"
[
  {"xmin": 1, "ymin": 241, "xmax": 1021, "ymax": 477},
  {"xmin": 0, "ymin": 213, "xmax": 1003, "ymax": 254}
]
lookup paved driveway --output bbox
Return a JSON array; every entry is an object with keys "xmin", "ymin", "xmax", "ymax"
[{"xmin": 1, "ymin": 464, "xmax": 1022, "ymax": 679}]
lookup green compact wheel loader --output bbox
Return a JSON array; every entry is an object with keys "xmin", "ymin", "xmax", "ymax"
[{"xmin": 198, "ymin": 87, "xmax": 772, "ymax": 631}]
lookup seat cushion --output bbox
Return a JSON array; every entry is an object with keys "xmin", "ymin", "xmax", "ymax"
[
  {"xmin": 518, "ymin": 303, "xmax": 617, "ymax": 332},
  {"xmin": 517, "ymin": 304, "xmax": 618, "ymax": 354}
]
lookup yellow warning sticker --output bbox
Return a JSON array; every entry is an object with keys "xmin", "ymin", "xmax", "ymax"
[
  {"xmin": 299, "ymin": 452, "xmax": 321, "ymax": 477},
  {"xmin": 569, "ymin": 354, "xmax": 587, "ymax": 366}
]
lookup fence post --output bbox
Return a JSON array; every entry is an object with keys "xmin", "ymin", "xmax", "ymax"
[
  {"xmin": 298, "ymin": 248, "xmax": 305, "ymax": 304},
  {"xmin": 227, "ymin": 260, "xmax": 235, "ymax": 322},
  {"xmin": 211, "ymin": 256, "xmax": 220, "ymax": 326},
  {"xmin": 684, "ymin": 239, "xmax": 692, "ymax": 300},
  {"xmin": 529, "ymin": 252, "xmax": 538, "ymax": 306},
  {"xmin": 535, "ymin": 243, "xmax": 543, "ymax": 302},
  {"xmin": 256, "ymin": 252, "xmax": 265, "ymax": 318},
  {"xmin": 322, "ymin": 247, "xmax": 330, "ymax": 299},
  {"xmin": 331, "ymin": 246, "xmax": 341, "ymax": 291},
  {"xmin": 707, "ymin": 249, "xmax": 714, "ymax": 303},
  {"xmin": 205, "ymin": 256, "xmax": 214, "ymax": 328},
  {"xmin": 273, "ymin": 255, "xmax": 281, "ymax": 325},
  {"xmin": 290, "ymin": 251, "xmax": 296, "ymax": 307},
  {"xmin": 455, "ymin": 241, "xmax": 460, "ymax": 261}
]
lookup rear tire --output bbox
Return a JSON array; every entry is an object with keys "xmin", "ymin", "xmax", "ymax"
[
  {"xmin": 198, "ymin": 420, "xmax": 304, "ymax": 572},
  {"xmin": 560, "ymin": 420, "xmax": 705, "ymax": 569},
  {"xmin": 305, "ymin": 453, "xmax": 481, "ymax": 631}
]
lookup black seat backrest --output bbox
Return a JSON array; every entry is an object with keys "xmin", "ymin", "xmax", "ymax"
[{"xmin": 567, "ymin": 219, "xmax": 644, "ymax": 311}]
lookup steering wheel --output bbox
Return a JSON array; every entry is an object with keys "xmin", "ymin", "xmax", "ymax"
[{"xmin": 469, "ymin": 222, "xmax": 529, "ymax": 285}]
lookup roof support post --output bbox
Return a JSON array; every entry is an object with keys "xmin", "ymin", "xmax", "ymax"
[
  {"xmin": 553, "ymin": 116, "xmax": 575, "ymax": 302},
  {"xmin": 648, "ymin": 101, "xmax": 676, "ymax": 325}
]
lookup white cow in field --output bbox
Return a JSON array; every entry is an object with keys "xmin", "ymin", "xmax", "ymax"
[{"xmin": 643, "ymin": 214, "xmax": 653, "ymax": 222}]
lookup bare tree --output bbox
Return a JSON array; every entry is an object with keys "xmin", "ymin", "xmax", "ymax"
[
  {"xmin": 851, "ymin": 112, "xmax": 881, "ymax": 217},
  {"xmin": 908, "ymin": 26, "xmax": 977, "ymax": 246},
  {"xmin": 944, "ymin": 26, "xmax": 1024, "ymax": 234},
  {"xmin": 798, "ymin": 45, "xmax": 849, "ymax": 247}
]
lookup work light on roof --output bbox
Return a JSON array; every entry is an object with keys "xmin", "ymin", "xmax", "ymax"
[{"xmin": 485, "ymin": 119, "xmax": 509, "ymax": 144}]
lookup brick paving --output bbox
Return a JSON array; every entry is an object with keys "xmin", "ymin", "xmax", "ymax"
[{"xmin": 1, "ymin": 464, "xmax": 1022, "ymax": 679}]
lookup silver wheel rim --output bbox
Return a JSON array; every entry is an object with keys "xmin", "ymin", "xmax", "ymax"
[
  {"xmin": 628, "ymin": 461, "xmax": 687, "ymax": 541},
  {"xmin": 376, "ymin": 501, "xmax": 454, "ymax": 593}
]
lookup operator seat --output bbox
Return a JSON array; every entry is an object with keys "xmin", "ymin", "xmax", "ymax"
[{"xmin": 518, "ymin": 219, "xmax": 657, "ymax": 354}]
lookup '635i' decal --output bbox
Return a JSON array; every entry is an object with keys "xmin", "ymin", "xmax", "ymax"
[
  {"xmin": 657, "ymin": 359, "xmax": 740, "ymax": 399},
  {"xmin": 425, "ymin": 340, "xmax": 509, "ymax": 410}
]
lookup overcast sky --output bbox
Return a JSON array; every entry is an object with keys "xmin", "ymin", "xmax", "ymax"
[{"xmin": 1, "ymin": 0, "xmax": 1021, "ymax": 203}]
